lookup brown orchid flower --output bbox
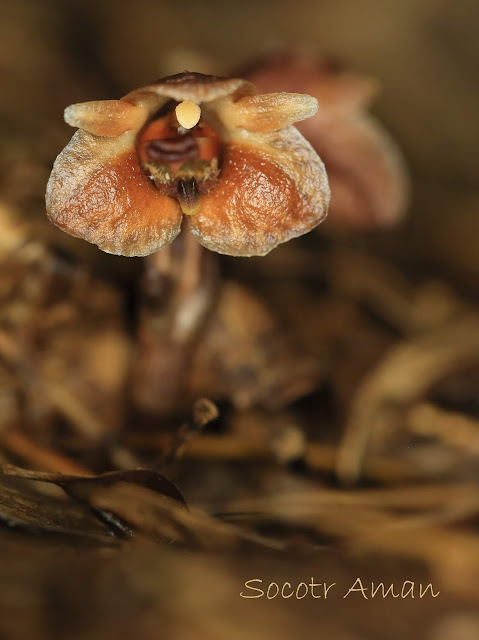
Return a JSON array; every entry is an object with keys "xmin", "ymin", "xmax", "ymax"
[
  {"xmin": 46, "ymin": 72, "xmax": 330, "ymax": 257},
  {"xmin": 243, "ymin": 55, "xmax": 409, "ymax": 229}
]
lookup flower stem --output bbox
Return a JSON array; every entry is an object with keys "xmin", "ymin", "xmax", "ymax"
[{"xmin": 132, "ymin": 225, "xmax": 218, "ymax": 415}]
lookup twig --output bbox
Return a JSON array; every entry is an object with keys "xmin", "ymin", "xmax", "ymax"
[
  {"xmin": 126, "ymin": 432, "xmax": 422, "ymax": 484},
  {"xmin": 407, "ymin": 402, "xmax": 479, "ymax": 455},
  {"xmin": 337, "ymin": 313, "xmax": 479, "ymax": 483},
  {"xmin": 0, "ymin": 431, "xmax": 93, "ymax": 475},
  {"xmin": 161, "ymin": 398, "xmax": 219, "ymax": 468}
]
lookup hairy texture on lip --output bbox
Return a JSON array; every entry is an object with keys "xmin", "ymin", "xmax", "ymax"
[
  {"xmin": 46, "ymin": 130, "xmax": 182, "ymax": 256},
  {"xmin": 188, "ymin": 127, "xmax": 330, "ymax": 256}
]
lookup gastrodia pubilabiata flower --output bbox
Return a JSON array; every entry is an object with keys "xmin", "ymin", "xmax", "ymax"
[{"xmin": 46, "ymin": 72, "xmax": 330, "ymax": 257}]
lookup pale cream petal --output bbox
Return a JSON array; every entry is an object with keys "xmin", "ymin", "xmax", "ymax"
[
  {"xmin": 64, "ymin": 100, "xmax": 148, "ymax": 136},
  {"xmin": 216, "ymin": 92, "xmax": 318, "ymax": 133}
]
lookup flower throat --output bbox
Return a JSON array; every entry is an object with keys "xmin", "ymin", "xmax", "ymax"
[{"xmin": 137, "ymin": 100, "xmax": 221, "ymax": 215}]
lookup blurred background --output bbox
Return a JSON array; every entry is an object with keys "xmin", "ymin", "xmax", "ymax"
[{"xmin": 0, "ymin": 1, "xmax": 479, "ymax": 639}]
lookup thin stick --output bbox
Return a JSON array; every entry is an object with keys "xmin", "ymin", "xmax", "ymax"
[
  {"xmin": 125, "ymin": 432, "xmax": 421, "ymax": 484},
  {"xmin": 0, "ymin": 430, "xmax": 93, "ymax": 475}
]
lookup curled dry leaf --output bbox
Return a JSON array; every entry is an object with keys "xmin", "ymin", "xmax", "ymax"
[
  {"xmin": 0, "ymin": 478, "xmax": 113, "ymax": 541},
  {"xmin": 46, "ymin": 72, "xmax": 330, "ymax": 257},
  {"xmin": 0, "ymin": 465, "xmax": 186, "ymax": 539},
  {"xmin": 244, "ymin": 54, "xmax": 409, "ymax": 229},
  {"xmin": 0, "ymin": 463, "xmax": 275, "ymax": 549}
]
